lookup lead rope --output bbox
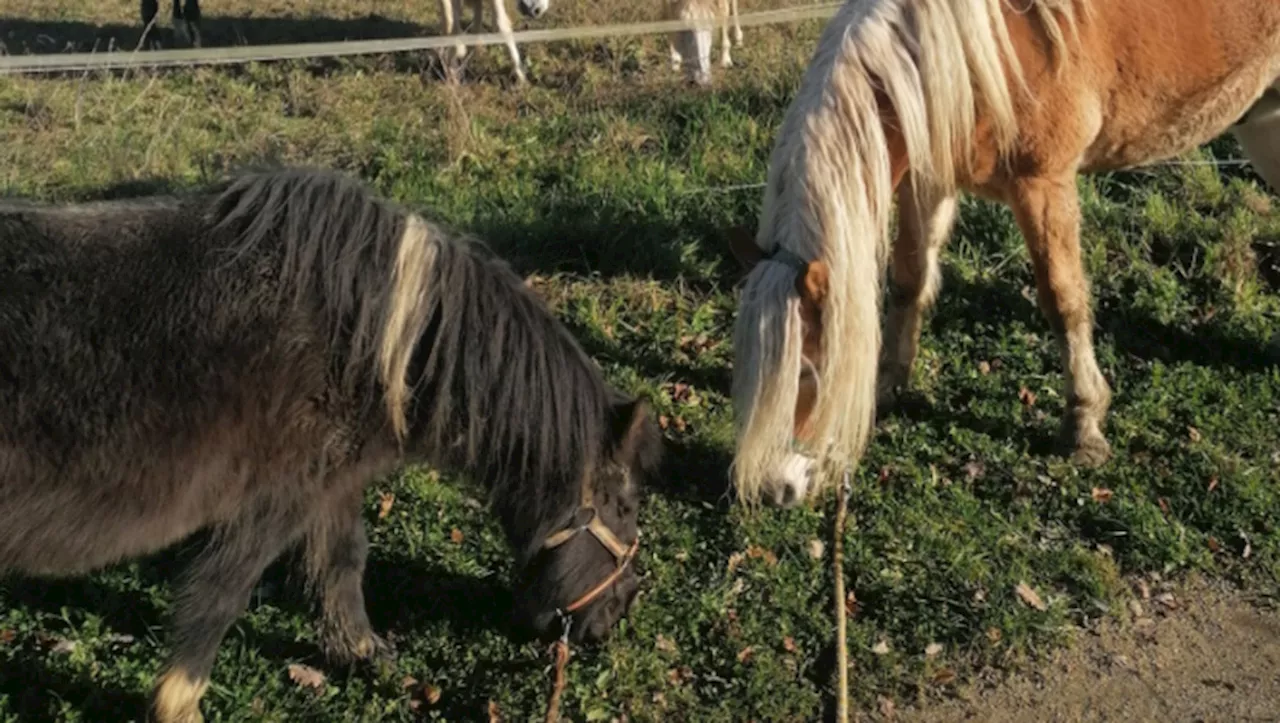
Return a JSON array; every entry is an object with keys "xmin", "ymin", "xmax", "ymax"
[
  {"xmin": 544, "ymin": 611, "xmax": 572, "ymax": 723},
  {"xmin": 834, "ymin": 468, "xmax": 852, "ymax": 723}
]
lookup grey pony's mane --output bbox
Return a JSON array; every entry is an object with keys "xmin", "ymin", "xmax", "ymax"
[{"xmin": 210, "ymin": 169, "xmax": 615, "ymax": 550}]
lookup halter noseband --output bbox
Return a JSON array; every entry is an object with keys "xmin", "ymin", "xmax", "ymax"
[{"xmin": 540, "ymin": 475, "xmax": 640, "ymax": 615}]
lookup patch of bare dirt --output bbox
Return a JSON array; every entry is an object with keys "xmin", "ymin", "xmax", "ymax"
[{"xmin": 896, "ymin": 577, "xmax": 1280, "ymax": 723}]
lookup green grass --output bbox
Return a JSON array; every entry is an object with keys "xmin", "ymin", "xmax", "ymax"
[{"xmin": 3, "ymin": 3, "xmax": 1280, "ymax": 720}]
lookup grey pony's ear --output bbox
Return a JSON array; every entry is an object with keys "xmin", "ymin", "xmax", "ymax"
[
  {"xmin": 727, "ymin": 224, "xmax": 765, "ymax": 271},
  {"xmin": 610, "ymin": 398, "xmax": 652, "ymax": 465}
]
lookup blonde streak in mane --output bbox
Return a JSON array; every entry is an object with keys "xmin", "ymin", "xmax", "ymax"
[{"xmin": 378, "ymin": 213, "xmax": 439, "ymax": 441}]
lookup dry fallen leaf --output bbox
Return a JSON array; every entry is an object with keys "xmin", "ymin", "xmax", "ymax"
[
  {"xmin": 1157, "ymin": 497, "xmax": 1171, "ymax": 515},
  {"xmin": 1091, "ymin": 487, "xmax": 1113, "ymax": 503},
  {"xmin": 667, "ymin": 666, "xmax": 694, "ymax": 685},
  {"xmin": 655, "ymin": 634, "xmax": 678, "ymax": 655},
  {"xmin": 1015, "ymin": 582, "xmax": 1048, "ymax": 612},
  {"xmin": 963, "ymin": 460, "xmax": 986, "ymax": 481},
  {"xmin": 727, "ymin": 551, "xmax": 745, "ymax": 574},
  {"xmin": 736, "ymin": 646, "xmax": 755, "ymax": 664},
  {"xmin": 846, "ymin": 590, "xmax": 860, "ymax": 618},
  {"xmin": 878, "ymin": 696, "xmax": 896, "ymax": 719},
  {"xmin": 1136, "ymin": 579, "xmax": 1151, "ymax": 600},
  {"xmin": 1018, "ymin": 386, "xmax": 1037, "ymax": 407},
  {"xmin": 1188, "ymin": 426, "xmax": 1202, "ymax": 443},
  {"xmin": 377, "ymin": 491, "xmax": 395, "ymax": 520},
  {"xmin": 978, "ymin": 360, "xmax": 991, "ymax": 375},
  {"xmin": 924, "ymin": 642, "xmax": 943, "ymax": 658},
  {"xmin": 657, "ymin": 415, "xmax": 671, "ymax": 430},
  {"xmin": 1208, "ymin": 476, "xmax": 1219, "ymax": 493},
  {"xmin": 807, "ymin": 539, "xmax": 826, "ymax": 560},
  {"xmin": 487, "ymin": 699, "xmax": 502, "ymax": 723},
  {"xmin": 0, "ymin": 629, "xmax": 15, "ymax": 645},
  {"xmin": 746, "ymin": 545, "xmax": 778, "ymax": 566},
  {"xmin": 672, "ymin": 416, "xmax": 688, "ymax": 433},
  {"xmin": 423, "ymin": 685, "xmax": 442, "ymax": 706},
  {"xmin": 986, "ymin": 627, "xmax": 1002, "ymax": 643},
  {"xmin": 1242, "ymin": 532, "xmax": 1253, "ymax": 560},
  {"xmin": 669, "ymin": 382, "xmax": 693, "ymax": 404},
  {"xmin": 872, "ymin": 639, "xmax": 891, "ymax": 655},
  {"xmin": 450, "ymin": 528, "xmax": 464, "ymax": 544},
  {"xmin": 50, "ymin": 639, "xmax": 77, "ymax": 655},
  {"xmin": 287, "ymin": 663, "xmax": 327, "ymax": 690},
  {"xmin": 1155, "ymin": 592, "xmax": 1178, "ymax": 610},
  {"xmin": 782, "ymin": 636, "xmax": 798, "ymax": 654},
  {"xmin": 1208, "ymin": 536, "xmax": 1221, "ymax": 553},
  {"xmin": 932, "ymin": 667, "xmax": 957, "ymax": 686},
  {"xmin": 400, "ymin": 675, "xmax": 419, "ymax": 689}
]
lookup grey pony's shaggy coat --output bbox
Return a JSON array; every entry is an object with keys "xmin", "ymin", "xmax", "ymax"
[{"xmin": 0, "ymin": 168, "xmax": 661, "ymax": 723}]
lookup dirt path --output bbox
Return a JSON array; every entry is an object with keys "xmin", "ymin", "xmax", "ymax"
[{"xmin": 894, "ymin": 577, "xmax": 1280, "ymax": 723}]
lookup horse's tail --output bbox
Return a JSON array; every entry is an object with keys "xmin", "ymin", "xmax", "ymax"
[{"xmin": 731, "ymin": 0, "xmax": 1077, "ymax": 505}]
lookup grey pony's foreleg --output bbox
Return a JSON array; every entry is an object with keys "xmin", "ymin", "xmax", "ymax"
[
  {"xmin": 149, "ymin": 503, "xmax": 310, "ymax": 723},
  {"xmin": 302, "ymin": 490, "xmax": 391, "ymax": 664}
]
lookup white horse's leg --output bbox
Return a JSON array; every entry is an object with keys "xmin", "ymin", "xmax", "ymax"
[
  {"xmin": 439, "ymin": 0, "xmax": 466, "ymax": 62},
  {"xmin": 730, "ymin": 0, "xmax": 742, "ymax": 46},
  {"xmin": 492, "ymin": 0, "xmax": 527, "ymax": 84},
  {"xmin": 1233, "ymin": 84, "xmax": 1280, "ymax": 193},
  {"xmin": 878, "ymin": 177, "xmax": 958, "ymax": 408},
  {"xmin": 718, "ymin": 0, "xmax": 732, "ymax": 68}
]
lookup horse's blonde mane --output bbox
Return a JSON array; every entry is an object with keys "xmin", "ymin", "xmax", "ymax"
[{"xmin": 732, "ymin": 0, "xmax": 1079, "ymax": 504}]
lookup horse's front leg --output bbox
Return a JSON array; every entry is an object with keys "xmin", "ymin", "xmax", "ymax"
[
  {"xmin": 493, "ymin": 0, "xmax": 527, "ymax": 84},
  {"xmin": 439, "ymin": 0, "xmax": 467, "ymax": 64},
  {"xmin": 1009, "ymin": 174, "xmax": 1113, "ymax": 466},
  {"xmin": 878, "ymin": 175, "xmax": 958, "ymax": 409},
  {"xmin": 302, "ymin": 490, "xmax": 391, "ymax": 664},
  {"xmin": 718, "ymin": 0, "xmax": 733, "ymax": 68}
]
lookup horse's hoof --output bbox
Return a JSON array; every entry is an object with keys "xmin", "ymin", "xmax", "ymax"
[
  {"xmin": 732, "ymin": 29, "xmax": 743, "ymax": 45},
  {"xmin": 720, "ymin": 56, "xmax": 733, "ymax": 69},
  {"xmin": 1059, "ymin": 423, "xmax": 1112, "ymax": 468},
  {"xmin": 1071, "ymin": 436, "xmax": 1112, "ymax": 467},
  {"xmin": 323, "ymin": 630, "xmax": 396, "ymax": 666}
]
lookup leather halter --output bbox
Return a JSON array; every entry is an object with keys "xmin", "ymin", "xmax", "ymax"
[
  {"xmin": 540, "ymin": 473, "xmax": 640, "ymax": 615},
  {"xmin": 765, "ymin": 246, "xmax": 810, "ymax": 275}
]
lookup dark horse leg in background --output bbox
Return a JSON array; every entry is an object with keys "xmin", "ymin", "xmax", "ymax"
[{"xmin": 140, "ymin": 0, "xmax": 202, "ymax": 47}]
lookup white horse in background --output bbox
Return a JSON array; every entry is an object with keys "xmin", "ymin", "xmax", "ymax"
[
  {"xmin": 439, "ymin": 0, "xmax": 549, "ymax": 83},
  {"xmin": 665, "ymin": 0, "xmax": 743, "ymax": 85}
]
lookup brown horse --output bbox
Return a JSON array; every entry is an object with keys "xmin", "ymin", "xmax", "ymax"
[
  {"xmin": 729, "ymin": 0, "xmax": 1280, "ymax": 506},
  {"xmin": 0, "ymin": 168, "xmax": 662, "ymax": 722}
]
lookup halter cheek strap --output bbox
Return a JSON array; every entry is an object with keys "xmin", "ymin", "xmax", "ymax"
[{"xmin": 540, "ymin": 475, "xmax": 640, "ymax": 615}]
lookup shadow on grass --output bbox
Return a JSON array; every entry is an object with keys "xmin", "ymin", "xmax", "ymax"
[
  {"xmin": 0, "ymin": 14, "xmax": 426, "ymax": 55},
  {"xmin": 0, "ymin": 530, "xmax": 525, "ymax": 720}
]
